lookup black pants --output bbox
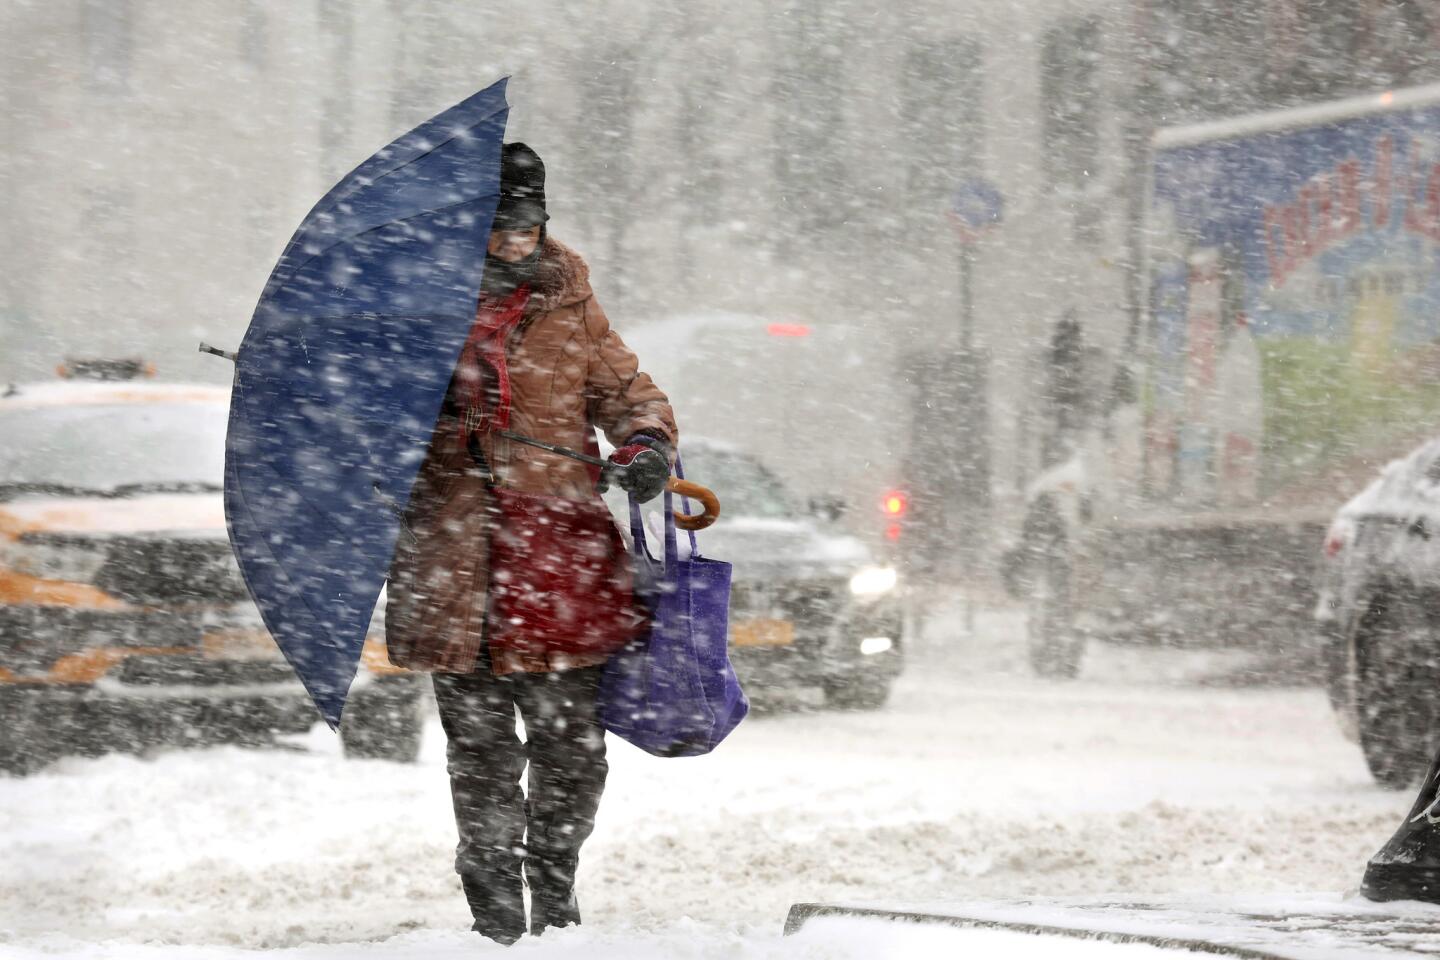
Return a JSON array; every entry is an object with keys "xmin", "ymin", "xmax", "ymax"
[{"xmin": 432, "ymin": 655, "xmax": 608, "ymax": 940}]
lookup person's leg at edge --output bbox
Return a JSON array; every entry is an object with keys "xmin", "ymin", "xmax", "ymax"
[
  {"xmin": 1363, "ymin": 745, "xmax": 1440, "ymax": 902},
  {"xmin": 432, "ymin": 661, "xmax": 529, "ymax": 944},
  {"xmin": 513, "ymin": 664, "xmax": 608, "ymax": 936}
]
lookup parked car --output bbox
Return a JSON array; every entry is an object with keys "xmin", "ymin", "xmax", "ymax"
[
  {"xmin": 602, "ymin": 438, "xmax": 905, "ymax": 709},
  {"xmin": 1317, "ymin": 437, "xmax": 1440, "ymax": 788},
  {"xmin": 0, "ymin": 369, "xmax": 421, "ymax": 775}
]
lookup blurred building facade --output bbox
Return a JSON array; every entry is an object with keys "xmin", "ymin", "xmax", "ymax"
[{"xmin": 3, "ymin": 0, "xmax": 1438, "ymax": 551}]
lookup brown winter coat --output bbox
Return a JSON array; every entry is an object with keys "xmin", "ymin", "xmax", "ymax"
[{"xmin": 384, "ymin": 236, "xmax": 677, "ymax": 675}]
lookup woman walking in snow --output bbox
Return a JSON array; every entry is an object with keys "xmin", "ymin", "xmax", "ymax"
[{"xmin": 384, "ymin": 142, "xmax": 676, "ymax": 944}]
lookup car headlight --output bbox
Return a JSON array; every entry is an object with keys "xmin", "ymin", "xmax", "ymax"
[
  {"xmin": 860, "ymin": 636, "xmax": 893, "ymax": 655},
  {"xmin": 849, "ymin": 566, "xmax": 897, "ymax": 598},
  {"xmin": 3, "ymin": 535, "xmax": 109, "ymax": 585}
]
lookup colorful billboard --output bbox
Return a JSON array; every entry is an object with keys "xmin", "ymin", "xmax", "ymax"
[{"xmin": 1148, "ymin": 91, "xmax": 1440, "ymax": 505}]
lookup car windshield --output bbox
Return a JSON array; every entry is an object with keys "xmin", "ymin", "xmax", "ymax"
[
  {"xmin": 677, "ymin": 448, "xmax": 795, "ymax": 520},
  {"xmin": 0, "ymin": 402, "xmax": 228, "ymax": 495}
]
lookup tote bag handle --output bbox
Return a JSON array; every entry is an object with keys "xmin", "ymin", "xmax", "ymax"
[{"xmin": 629, "ymin": 452, "xmax": 699, "ymax": 567}]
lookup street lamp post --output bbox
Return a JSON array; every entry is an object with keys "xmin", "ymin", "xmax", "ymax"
[{"xmin": 945, "ymin": 180, "xmax": 1004, "ymax": 631}]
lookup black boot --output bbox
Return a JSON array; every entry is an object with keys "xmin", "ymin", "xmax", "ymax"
[
  {"xmin": 526, "ymin": 854, "xmax": 581, "ymax": 936},
  {"xmin": 1363, "ymin": 748, "xmax": 1440, "ymax": 902},
  {"xmin": 461, "ymin": 869, "xmax": 526, "ymax": 946}
]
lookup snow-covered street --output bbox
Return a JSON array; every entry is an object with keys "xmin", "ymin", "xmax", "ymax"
[
  {"xmin": 0, "ymin": 603, "xmax": 1413, "ymax": 957},
  {"xmin": 15, "ymin": 1, "xmax": 1440, "ymax": 955}
]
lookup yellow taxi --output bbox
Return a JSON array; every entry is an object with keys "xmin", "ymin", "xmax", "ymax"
[{"xmin": 0, "ymin": 361, "xmax": 419, "ymax": 774}]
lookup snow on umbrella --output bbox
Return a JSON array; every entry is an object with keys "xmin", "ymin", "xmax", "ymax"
[{"xmin": 222, "ymin": 78, "xmax": 509, "ymax": 728}]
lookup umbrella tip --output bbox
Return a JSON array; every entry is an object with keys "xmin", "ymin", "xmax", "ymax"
[{"xmin": 198, "ymin": 342, "xmax": 238, "ymax": 363}]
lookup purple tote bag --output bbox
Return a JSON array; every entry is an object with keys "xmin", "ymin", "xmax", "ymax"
[{"xmin": 599, "ymin": 456, "xmax": 748, "ymax": 757}]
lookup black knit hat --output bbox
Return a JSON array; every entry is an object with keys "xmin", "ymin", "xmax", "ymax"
[{"xmin": 493, "ymin": 142, "xmax": 549, "ymax": 229}]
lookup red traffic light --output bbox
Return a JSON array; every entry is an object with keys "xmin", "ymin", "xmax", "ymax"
[{"xmin": 881, "ymin": 491, "xmax": 907, "ymax": 517}]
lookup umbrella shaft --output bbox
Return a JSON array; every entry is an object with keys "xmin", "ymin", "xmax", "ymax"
[{"xmin": 496, "ymin": 430, "xmax": 608, "ymax": 468}]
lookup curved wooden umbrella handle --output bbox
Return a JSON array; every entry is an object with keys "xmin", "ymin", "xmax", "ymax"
[{"xmin": 668, "ymin": 478, "xmax": 720, "ymax": 531}]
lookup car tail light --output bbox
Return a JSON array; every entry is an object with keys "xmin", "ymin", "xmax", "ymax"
[
  {"xmin": 766, "ymin": 323, "xmax": 811, "ymax": 337},
  {"xmin": 881, "ymin": 491, "xmax": 906, "ymax": 542},
  {"xmin": 1322, "ymin": 517, "xmax": 1357, "ymax": 559}
]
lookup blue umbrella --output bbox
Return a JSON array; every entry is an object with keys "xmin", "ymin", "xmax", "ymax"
[{"xmin": 223, "ymin": 78, "xmax": 510, "ymax": 728}]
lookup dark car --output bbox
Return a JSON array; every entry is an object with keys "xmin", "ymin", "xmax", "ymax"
[
  {"xmin": 604, "ymin": 438, "xmax": 905, "ymax": 709},
  {"xmin": 0, "ymin": 375, "xmax": 422, "ymax": 774},
  {"xmin": 1317, "ymin": 438, "xmax": 1440, "ymax": 788}
]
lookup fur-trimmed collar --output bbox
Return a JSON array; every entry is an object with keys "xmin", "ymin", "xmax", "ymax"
[{"xmin": 524, "ymin": 236, "xmax": 593, "ymax": 318}]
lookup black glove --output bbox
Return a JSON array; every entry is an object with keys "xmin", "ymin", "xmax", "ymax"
[{"xmin": 599, "ymin": 433, "xmax": 671, "ymax": 502}]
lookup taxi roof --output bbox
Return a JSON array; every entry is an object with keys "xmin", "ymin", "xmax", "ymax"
[{"xmin": 0, "ymin": 380, "xmax": 229, "ymax": 412}]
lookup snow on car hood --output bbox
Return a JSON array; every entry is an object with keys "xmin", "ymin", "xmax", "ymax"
[
  {"xmin": 0, "ymin": 493, "xmax": 226, "ymax": 539},
  {"xmin": 632, "ymin": 512, "xmax": 873, "ymax": 579}
]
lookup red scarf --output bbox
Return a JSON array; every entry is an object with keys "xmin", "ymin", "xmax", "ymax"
[{"xmin": 456, "ymin": 284, "xmax": 531, "ymax": 447}]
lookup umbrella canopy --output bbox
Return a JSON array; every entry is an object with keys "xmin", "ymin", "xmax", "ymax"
[{"xmin": 224, "ymin": 79, "xmax": 509, "ymax": 727}]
